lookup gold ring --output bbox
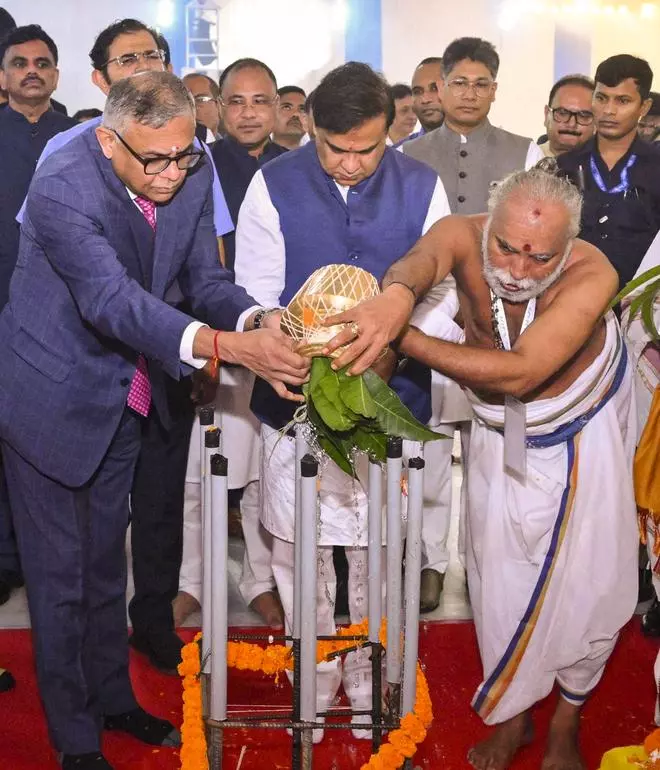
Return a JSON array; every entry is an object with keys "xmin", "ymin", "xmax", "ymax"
[{"xmin": 349, "ymin": 321, "xmax": 361, "ymax": 337}]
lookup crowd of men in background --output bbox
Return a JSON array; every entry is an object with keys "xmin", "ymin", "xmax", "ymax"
[{"xmin": 0, "ymin": 5, "xmax": 659, "ymax": 770}]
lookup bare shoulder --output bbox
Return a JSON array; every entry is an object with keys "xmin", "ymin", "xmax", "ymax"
[
  {"xmin": 561, "ymin": 238, "xmax": 619, "ymax": 297},
  {"xmin": 425, "ymin": 213, "xmax": 481, "ymax": 257}
]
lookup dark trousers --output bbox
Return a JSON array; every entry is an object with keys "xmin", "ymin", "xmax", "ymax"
[
  {"xmin": 0, "ymin": 453, "xmax": 19, "ymax": 573},
  {"xmin": 2, "ymin": 409, "xmax": 142, "ymax": 755},
  {"xmin": 128, "ymin": 374, "xmax": 194, "ymax": 638}
]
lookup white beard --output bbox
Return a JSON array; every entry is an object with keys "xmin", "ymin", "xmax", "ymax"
[{"xmin": 481, "ymin": 221, "xmax": 571, "ymax": 303}]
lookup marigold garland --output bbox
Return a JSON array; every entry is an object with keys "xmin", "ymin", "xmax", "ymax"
[{"xmin": 178, "ymin": 620, "xmax": 433, "ymax": 770}]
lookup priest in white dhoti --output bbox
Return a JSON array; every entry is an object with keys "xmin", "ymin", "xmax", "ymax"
[
  {"xmin": 324, "ymin": 165, "xmax": 638, "ymax": 770},
  {"xmin": 233, "ymin": 62, "xmax": 451, "ymax": 740}
]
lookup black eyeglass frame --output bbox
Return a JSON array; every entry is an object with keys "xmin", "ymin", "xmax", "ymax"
[
  {"xmin": 112, "ymin": 130, "xmax": 205, "ymax": 175},
  {"xmin": 549, "ymin": 107, "xmax": 594, "ymax": 126}
]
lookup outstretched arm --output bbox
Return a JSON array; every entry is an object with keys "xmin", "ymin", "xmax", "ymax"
[
  {"xmin": 323, "ymin": 216, "xmax": 465, "ymax": 373},
  {"xmin": 401, "ymin": 257, "xmax": 618, "ymax": 397}
]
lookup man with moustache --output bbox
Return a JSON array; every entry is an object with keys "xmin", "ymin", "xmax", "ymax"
[
  {"xmin": 211, "ymin": 58, "xmax": 287, "ymax": 272},
  {"xmin": 0, "ymin": 24, "xmax": 75, "ymax": 606},
  {"xmin": 558, "ymin": 55, "xmax": 660, "ymax": 289},
  {"xmin": 402, "ymin": 38, "xmax": 543, "ymax": 611},
  {"xmin": 408, "ymin": 56, "xmax": 445, "ymax": 141},
  {"xmin": 272, "ymin": 85, "xmax": 307, "ymax": 149},
  {"xmin": 539, "ymin": 74, "xmax": 595, "ymax": 157},
  {"xmin": 174, "ymin": 59, "xmax": 289, "ymax": 633},
  {"xmin": 325, "ymin": 164, "xmax": 637, "ymax": 770},
  {"xmin": 404, "ymin": 38, "xmax": 543, "ymax": 215}
]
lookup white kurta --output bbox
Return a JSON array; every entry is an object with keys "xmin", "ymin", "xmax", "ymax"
[
  {"xmin": 466, "ymin": 314, "xmax": 638, "ymax": 725},
  {"xmin": 235, "ymin": 169, "xmax": 452, "ymax": 546}
]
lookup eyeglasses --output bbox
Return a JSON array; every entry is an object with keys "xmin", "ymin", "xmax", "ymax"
[
  {"xmin": 103, "ymin": 49, "xmax": 165, "ymax": 69},
  {"xmin": 113, "ymin": 130, "xmax": 205, "ymax": 175},
  {"xmin": 446, "ymin": 78, "xmax": 494, "ymax": 98},
  {"xmin": 193, "ymin": 95, "xmax": 218, "ymax": 105},
  {"xmin": 219, "ymin": 96, "xmax": 277, "ymax": 112},
  {"xmin": 550, "ymin": 107, "xmax": 594, "ymax": 126}
]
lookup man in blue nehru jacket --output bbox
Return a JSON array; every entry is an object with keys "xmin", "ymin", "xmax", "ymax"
[{"xmin": 234, "ymin": 62, "xmax": 451, "ymax": 741}]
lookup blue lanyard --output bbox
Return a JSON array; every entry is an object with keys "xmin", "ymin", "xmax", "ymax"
[{"xmin": 590, "ymin": 153, "xmax": 637, "ymax": 194}]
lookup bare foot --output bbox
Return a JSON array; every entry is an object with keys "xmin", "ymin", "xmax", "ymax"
[
  {"xmin": 542, "ymin": 698, "xmax": 585, "ymax": 770},
  {"xmin": 249, "ymin": 590, "xmax": 284, "ymax": 629},
  {"xmin": 172, "ymin": 590, "xmax": 201, "ymax": 628},
  {"xmin": 468, "ymin": 712, "xmax": 533, "ymax": 770}
]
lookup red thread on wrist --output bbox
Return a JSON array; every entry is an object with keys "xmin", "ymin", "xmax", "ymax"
[{"xmin": 212, "ymin": 331, "xmax": 221, "ymax": 378}]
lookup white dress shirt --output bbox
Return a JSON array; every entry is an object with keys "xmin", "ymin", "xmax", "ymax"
[
  {"xmin": 126, "ymin": 188, "xmax": 256, "ymax": 369},
  {"xmin": 234, "ymin": 170, "xmax": 451, "ymax": 306}
]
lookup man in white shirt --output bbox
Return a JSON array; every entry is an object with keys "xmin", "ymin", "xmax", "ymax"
[{"xmin": 234, "ymin": 61, "xmax": 451, "ymax": 741}]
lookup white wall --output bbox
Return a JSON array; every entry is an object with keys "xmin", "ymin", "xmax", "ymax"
[{"xmin": 2, "ymin": 0, "xmax": 161, "ymax": 113}]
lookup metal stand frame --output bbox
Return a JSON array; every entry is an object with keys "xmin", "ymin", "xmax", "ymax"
[{"xmin": 200, "ymin": 424, "xmax": 426, "ymax": 769}]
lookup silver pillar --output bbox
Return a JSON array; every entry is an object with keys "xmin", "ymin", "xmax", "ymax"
[
  {"xmin": 209, "ymin": 453, "xmax": 229, "ymax": 722},
  {"xmin": 402, "ymin": 456, "xmax": 424, "ymax": 716},
  {"xmin": 385, "ymin": 436, "xmax": 403, "ymax": 715},
  {"xmin": 299, "ymin": 454, "xmax": 318, "ymax": 767},
  {"xmin": 293, "ymin": 427, "xmax": 310, "ymax": 639},
  {"xmin": 202, "ymin": 426, "xmax": 220, "ymax": 675}
]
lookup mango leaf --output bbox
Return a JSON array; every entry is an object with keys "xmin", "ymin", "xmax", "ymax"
[
  {"xmin": 363, "ymin": 369, "xmax": 448, "ymax": 442},
  {"xmin": 306, "ymin": 394, "xmax": 356, "ymax": 477},
  {"xmin": 318, "ymin": 434, "xmax": 355, "ymax": 478},
  {"xmin": 641, "ymin": 283, "xmax": 660, "ymax": 340},
  {"xmin": 309, "ymin": 358, "xmax": 356, "ymax": 432},
  {"xmin": 352, "ymin": 426, "xmax": 387, "ymax": 462},
  {"xmin": 623, "ymin": 277, "xmax": 660, "ymax": 341},
  {"xmin": 612, "ymin": 264, "xmax": 660, "ymax": 305},
  {"xmin": 337, "ymin": 370, "xmax": 378, "ymax": 419}
]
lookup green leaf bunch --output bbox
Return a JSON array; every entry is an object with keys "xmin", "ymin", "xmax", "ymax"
[
  {"xmin": 303, "ymin": 357, "xmax": 447, "ymax": 477},
  {"xmin": 613, "ymin": 265, "xmax": 660, "ymax": 341}
]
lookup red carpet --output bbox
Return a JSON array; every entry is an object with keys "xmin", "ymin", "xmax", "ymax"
[{"xmin": 0, "ymin": 620, "xmax": 656, "ymax": 769}]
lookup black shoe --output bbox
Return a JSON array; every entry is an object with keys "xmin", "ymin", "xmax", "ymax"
[
  {"xmin": 0, "ymin": 669, "xmax": 15, "ymax": 692},
  {"xmin": 0, "ymin": 569, "xmax": 23, "ymax": 606},
  {"xmin": 61, "ymin": 752, "xmax": 114, "ymax": 769},
  {"xmin": 104, "ymin": 706, "xmax": 180, "ymax": 747},
  {"xmin": 642, "ymin": 597, "xmax": 660, "ymax": 636},
  {"xmin": 129, "ymin": 630, "xmax": 183, "ymax": 675}
]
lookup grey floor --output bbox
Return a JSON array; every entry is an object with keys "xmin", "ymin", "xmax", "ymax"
[{"xmin": 0, "ymin": 463, "xmax": 471, "ymax": 631}]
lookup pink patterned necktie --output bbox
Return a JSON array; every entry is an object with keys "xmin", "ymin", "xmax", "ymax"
[{"xmin": 127, "ymin": 196, "xmax": 156, "ymax": 417}]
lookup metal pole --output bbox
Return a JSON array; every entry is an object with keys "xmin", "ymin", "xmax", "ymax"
[
  {"xmin": 402, "ymin": 457, "xmax": 424, "ymax": 717},
  {"xmin": 202, "ymin": 426, "xmax": 220, "ymax": 676},
  {"xmin": 299, "ymin": 454, "xmax": 318, "ymax": 769},
  {"xmin": 368, "ymin": 457, "xmax": 384, "ymax": 751},
  {"xmin": 294, "ymin": 427, "xmax": 310, "ymax": 639},
  {"xmin": 292, "ymin": 428, "xmax": 309, "ymax": 769},
  {"xmin": 199, "ymin": 406, "xmax": 215, "ymax": 519},
  {"xmin": 209, "ymin": 454, "xmax": 229, "ymax": 722},
  {"xmin": 385, "ymin": 436, "xmax": 403, "ymax": 719}
]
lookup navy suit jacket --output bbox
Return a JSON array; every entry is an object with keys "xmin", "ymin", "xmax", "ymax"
[{"xmin": 0, "ymin": 128, "xmax": 255, "ymax": 486}]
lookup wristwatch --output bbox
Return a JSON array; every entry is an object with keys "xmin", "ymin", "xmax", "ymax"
[{"xmin": 253, "ymin": 307, "xmax": 280, "ymax": 329}]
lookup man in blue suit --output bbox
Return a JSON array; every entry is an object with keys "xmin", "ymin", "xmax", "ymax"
[{"xmin": 0, "ymin": 71, "xmax": 308, "ymax": 770}]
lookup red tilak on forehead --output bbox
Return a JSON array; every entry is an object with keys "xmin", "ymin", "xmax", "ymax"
[
  {"xmin": 532, "ymin": 208, "xmax": 541, "ymax": 217},
  {"xmin": 523, "ymin": 243, "xmax": 532, "ymax": 252}
]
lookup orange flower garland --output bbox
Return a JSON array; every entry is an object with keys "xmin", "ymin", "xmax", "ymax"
[
  {"xmin": 178, "ymin": 620, "xmax": 433, "ymax": 770},
  {"xmin": 179, "ymin": 632, "xmax": 208, "ymax": 769}
]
